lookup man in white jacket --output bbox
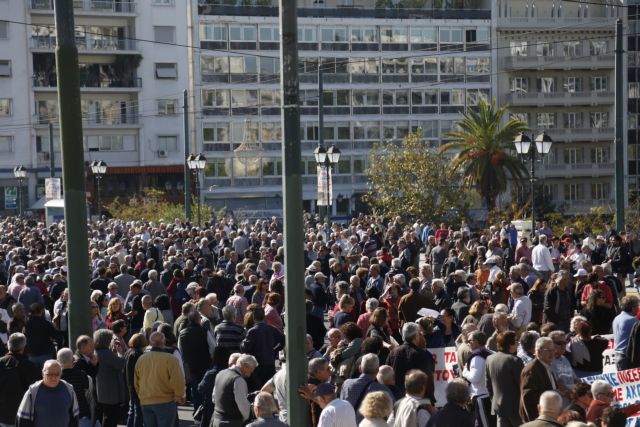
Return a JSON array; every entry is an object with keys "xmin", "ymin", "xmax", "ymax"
[
  {"xmin": 462, "ymin": 331, "xmax": 493, "ymax": 427},
  {"xmin": 531, "ymin": 235, "xmax": 554, "ymax": 282}
]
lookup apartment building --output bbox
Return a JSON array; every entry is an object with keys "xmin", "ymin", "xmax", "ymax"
[
  {"xmin": 195, "ymin": 0, "xmax": 493, "ymax": 218},
  {"xmin": 629, "ymin": 0, "xmax": 640, "ymax": 205},
  {"xmin": 495, "ymin": 0, "xmax": 623, "ymax": 214},
  {"xmin": 0, "ymin": 0, "xmax": 189, "ymax": 214}
]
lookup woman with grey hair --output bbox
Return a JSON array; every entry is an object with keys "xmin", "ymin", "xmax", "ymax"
[{"xmin": 94, "ymin": 328, "xmax": 126, "ymax": 427}]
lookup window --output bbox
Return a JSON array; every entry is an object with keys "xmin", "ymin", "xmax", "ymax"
[
  {"xmin": 510, "ymin": 77, "xmax": 528, "ymax": 93},
  {"xmin": 536, "ymin": 112, "xmax": 556, "ymax": 128},
  {"xmin": 591, "ymin": 76, "xmax": 607, "ymax": 91},
  {"xmin": 564, "ymin": 183, "xmax": 584, "ymax": 201},
  {"xmin": 350, "ymin": 58, "xmax": 379, "ymax": 75},
  {"xmin": 439, "ymin": 57, "xmax": 465, "ymax": 74},
  {"xmin": 320, "ymin": 57, "xmax": 348, "ymax": 74},
  {"xmin": 563, "ymin": 41, "xmax": 581, "ymax": 57},
  {"xmin": 300, "ymin": 122, "xmax": 318, "ymax": 141},
  {"xmin": 590, "ymin": 112, "xmax": 608, "ymax": 128},
  {"xmin": 564, "ymin": 112, "xmax": 582, "ymax": 128},
  {"xmin": 0, "ymin": 136, "xmax": 13, "ymax": 152},
  {"xmin": 92, "ymin": 135, "xmax": 126, "ymax": 151},
  {"xmin": 383, "ymin": 121, "xmax": 410, "ymax": 139},
  {"xmin": 591, "ymin": 147, "xmax": 609, "ymax": 163},
  {"xmin": 0, "ymin": 22, "xmax": 7, "ymax": 40},
  {"xmin": 155, "ymin": 63, "xmax": 177, "ymax": 79},
  {"xmin": 382, "ymin": 90, "xmax": 409, "ymax": 106},
  {"xmin": 511, "ymin": 113, "xmax": 528, "ymax": 125},
  {"xmin": 259, "ymin": 25, "xmax": 279, "ymax": 42},
  {"xmin": 336, "ymin": 158, "xmax": 351, "ymax": 174},
  {"xmin": 204, "ymin": 159, "xmax": 228, "ymax": 177},
  {"xmin": 353, "ymin": 121, "xmax": 380, "ymax": 140},
  {"xmin": 510, "ymin": 41, "xmax": 527, "ymax": 56},
  {"xmin": 153, "ymin": 26, "xmax": 175, "ymax": 44},
  {"xmin": 440, "ymin": 89, "xmax": 465, "ymax": 105},
  {"xmin": 231, "ymin": 90, "xmax": 258, "ymax": 108},
  {"xmin": 157, "ymin": 135, "xmax": 178, "ymax": 152},
  {"xmin": 0, "ymin": 99, "xmax": 11, "ymax": 116},
  {"xmin": 324, "ymin": 122, "xmax": 351, "ymax": 141},
  {"xmin": 630, "ymin": 82, "xmax": 640, "ymax": 98},
  {"xmin": 298, "ymin": 26, "xmax": 316, "ymax": 42},
  {"xmin": 229, "ymin": 25, "xmax": 256, "ymax": 42},
  {"xmin": 410, "ymin": 28, "xmax": 436, "ymax": 43},
  {"xmin": 261, "ymin": 122, "xmax": 281, "ymax": 141},
  {"xmin": 320, "ymin": 27, "xmax": 347, "ymax": 42},
  {"xmin": 465, "ymin": 28, "xmax": 489, "ymax": 43},
  {"xmin": 412, "ymin": 120, "xmax": 438, "ymax": 138},
  {"xmin": 157, "ymin": 99, "xmax": 177, "ymax": 115},
  {"xmin": 323, "ymin": 90, "xmax": 349, "ymax": 106},
  {"xmin": 201, "ymin": 56, "xmax": 229, "ymax": 75},
  {"xmin": 153, "ymin": 0, "xmax": 174, "ymax": 4},
  {"xmin": 202, "ymin": 89, "xmax": 229, "ymax": 107},
  {"xmin": 536, "ymin": 77, "xmax": 555, "ymax": 93},
  {"xmin": 382, "ymin": 58, "xmax": 408, "ymax": 75},
  {"xmin": 564, "ymin": 148, "xmax": 584, "ymax": 164},
  {"xmin": 466, "ymin": 57, "xmax": 489, "ymax": 73},
  {"xmin": 261, "ymin": 89, "xmax": 282, "ymax": 107},
  {"xmin": 411, "ymin": 89, "xmax": 438, "ymax": 105},
  {"xmin": 259, "ymin": 57, "xmax": 280, "ymax": 75},
  {"xmin": 200, "ymin": 24, "xmax": 227, "ymax": 41},
  {"xmin": 630, "ymin": 114, "xmax": 639, "ymax": 130},
  {"xmin": 410, "ymin": 57, "xmax": 437, "ymax": 75},
  {"xmin": 467, "ymin": 89, "xmax": 490, "ymax": 106},
  {"xmin": 229, "ymin": 56, "xmax": 257, "ymax": 74},
  {"xmin": 536, "ymin": 42, "xmax": 554, "ymax": 57},
  {"xmin": 203, "ymin": 123, "xmax": 230, "ymax": 144},
  {"xmin": 381, "ymin": 27, "xmax": 408, "ymax": 43},
  {"xmin": 591, "ymin": 183, "xmax": 610, "ymax": 200},
  {"xmin": 0, "ymin": 60, "xmax": 11, "ymax": 77},
  {"xmin": 353, "ymin": 156, "xmax": 367, "ymax": 174},
  {"xmin": 351, "ymin": 27, "xmax": 377, "ymax": 43},
  {"xmin": 352, "ymin": 90, "xmax": 380, "ymax": 106},
  {"xmin": 563, "ymin": 77, "xmax": 582, "ymax": 93},
  {"xmin": 300, "ymin": 58, "xmax": 318, "ymax": 74},
  {"xmin": 262, "ymin": 158, "xmax": 282, "ymax": 176},
  {"xmin": 590, "ymin": 41, "xmax": 607, "ymax": 55},
  {"xmin": 440, "ymin": 28, "xmax": 463, "ymax": 43}
]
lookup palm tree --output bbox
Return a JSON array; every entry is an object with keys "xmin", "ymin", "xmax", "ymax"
[{"xmin": 439, "ymin": 98, "xmax": 529, "ymax": 210}]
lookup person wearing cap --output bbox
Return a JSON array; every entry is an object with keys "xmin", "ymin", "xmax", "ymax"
[
  {"xmin": 302, "ymin": 382, "xmax": 357, "ymax": 427},
  {"xmin": 310, "ymin": 272, "xmax": 329, "ymax": 319}
]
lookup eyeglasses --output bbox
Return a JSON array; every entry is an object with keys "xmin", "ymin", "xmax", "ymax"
[{"xmin": 540, "ymin": 348, "xmax": 555, "ymax": 353}]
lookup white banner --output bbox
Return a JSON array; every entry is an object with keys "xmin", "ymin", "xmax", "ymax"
[
  {"xmin": 428, "ymin": 346, "xmax": 458, "ymax": 406},
  {"xmin": 316, "ymin": 165, "xmax": 332, "ymax": 206},
  {"xmin": 45, "ymin": 178, "xmax": 61, "ymax": 201}
]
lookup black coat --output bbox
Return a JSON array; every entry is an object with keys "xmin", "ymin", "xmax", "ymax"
[
  {"xmin": 0, "ymin": 353, "xmax": 40, "ymax": 424},
  {"xmin": 178, "ymin": 324, "xmax": 211, "ymax": 378}
]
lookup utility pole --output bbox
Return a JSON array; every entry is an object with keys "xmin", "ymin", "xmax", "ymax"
[
  {"xmin": 615, "ymin": 19, "xmax": 625, "ymax": 232},
  {"xmin": 529, "ymin": 143, "xmax": 536, "ymax": 237},
  {"xmin": 48, "ymin": 122, "xmax": 55, "ymax": 178},
  {"xmin": 183, "ymin": 89, "xmax": 192, "ymax": 223},
  {"xmin": 279, "ymin": 0, "xmax": 307, "ymax": 424},
  {"xmin": 54, "ymin": 0, "xmax": 92, "ymax": 349},
  {"xmin": 317, "ymin": 68, "xmax": 324, "ymax": 223}
]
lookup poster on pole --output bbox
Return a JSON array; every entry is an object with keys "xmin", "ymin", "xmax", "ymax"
[
  {"xmin": 316, "ymin": 165, "xmax": 332, "ymax": 206},
  {"xmin": 4, "ymin": 187, "xmax": 16, "ymax": 210},
  {"xmin": 45, "ymin": 178, "xmax": 61, "ymax": 201}
]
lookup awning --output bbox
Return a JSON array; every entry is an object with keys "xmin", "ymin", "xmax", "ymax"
[
  {"xmin": 30, "ymin": 196, "xmax": 47, "ymax": 210},
  {"xmin": 94, "ymin": 165, "xmax": 183, "ymax": 175}
]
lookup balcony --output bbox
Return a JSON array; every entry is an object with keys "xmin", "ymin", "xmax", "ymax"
[
  {"xmin": 541, "ymin": 127, "xmax": 614, "ymax": 143},
  {"xmin": 33, "ymin": 74, "xmax": 142, "ymax": 91},
  {"xmin": 30, "ymin": 37, "xmax": 138, "ymax": 53},
  {"xmin": 539, "ymin": 162, "xmax": 614, "ymax": 177},
  {"xmin": 31, "ymin": 0, "xmax": 136, "ymax": 14},
  {"xmin": 37, "ymin": 112, "xmax": 139, "ymax": 127},
  {"xmin": 504, "ymin": 91, "xmax": 614, "ymax": 106},
  {"xmin": 497, "ymin": 15, "xmax": 619, "ymax": 29},
  {"xmin": 503, "ymin": 54, "xmax": 614, "ymax": 70}
]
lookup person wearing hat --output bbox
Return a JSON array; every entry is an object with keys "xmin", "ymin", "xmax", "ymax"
[{"xmin": 299, "ymin": 382, "xmax": 357, "ymax": 427}]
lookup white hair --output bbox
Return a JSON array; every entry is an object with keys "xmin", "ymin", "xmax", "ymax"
[
  {"xmin": 591, "ymin": 380, "xmax": 613, "ymax": 398},
  {"xmin": 376, "ymin": 365, "xmax": 394, "ymax": 384},
  {"xmin": 535, "ymin": 337, "xmax": 553, "ymax": 353},
  {"xmin": 236, "ymin": 354, "xmax": 258, "ymax": 369},
  {"xmin": 365, "ymin": 298, "xmax": 379, "ymax": 313},
  {"xmin": 360, "ymin": 353, "xmax": 380, "ymax": 375}
]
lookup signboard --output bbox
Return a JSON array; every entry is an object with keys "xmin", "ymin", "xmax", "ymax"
[
  {"xmin": 581, "ymin": 368, "xmax": 640, "ymax": 426},
  {"xmin": 45, "ymin": 178, "xmax": 61, "ymax": 201},
  {"xmin": 601, "ymin": 334, "xmax": 617, "ymax": 374},
  {"xmin": 428, "ymin": 346, "xmax": 458, "ymax": 406},
  {"xmin": 4, "ymin": 187, "xmax": 16, "ymax": 210},
  {"xmin": 316, "ymin": 165, "xmax": 332, "ymax": 206}
]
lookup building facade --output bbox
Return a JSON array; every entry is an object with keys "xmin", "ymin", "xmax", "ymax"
[
  {"xmin": 0, "ymin": 0, "xmax": 190, "ymax": 215},
  {"xmin": 495, "ymin": 0, "xmax": 623, "ymax": 214}
]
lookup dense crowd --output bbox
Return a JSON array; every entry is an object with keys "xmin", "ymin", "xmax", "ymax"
[{"xmin": 0, "ymin": 215, "xmax": 639, "ymax": 427}]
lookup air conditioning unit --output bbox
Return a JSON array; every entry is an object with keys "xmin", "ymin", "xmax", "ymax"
[{"xmin": 157, "ymin": 149, "xmax": 168, "ymax": 158}]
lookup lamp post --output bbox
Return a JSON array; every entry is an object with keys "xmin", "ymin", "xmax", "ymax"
[
  {"xmin": 513, "ymin": 132, "xmax": 553, "ymax": 235},
  {"xmin": 13, "ymin": 165, "xmax": 27, "ymax": 217},
  {"xmin": 314, "ymin": 144, "xmax": 341, "ymax": 225},
  {"xmin": 89, "ymin": 160, "xmax": 107, "ymax": 217},
  {"xmin": 187, "ymin": 153, "xmax": 207, "ymax": 227}
]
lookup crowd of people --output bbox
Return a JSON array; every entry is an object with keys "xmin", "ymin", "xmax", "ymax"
[{"xmin": 0, "ymin": 214, "xmax": 639, "ymax": 427}]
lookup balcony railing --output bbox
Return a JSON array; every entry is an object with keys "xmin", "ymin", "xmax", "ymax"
[
  {"xmin": 33, "ymin": 74, "xmax": 142, "ymax": 89},
  {"xmin": 31, "ymin": 0, "xmax": 136, "ymax": 13},
  {"xmin": 31, "ymin": 36, "xmax": 137, "ymax": 51},
  {"xmin": 37, "ymin": 113, "xmax": 139, "ymax": 126},
  {"xmin": 503, "ymin": 54, "xmax": 614, "ymax": 69},
  {"xmin": 540, "ymin": 127, "xmax": 614, "ymax": 142},
  {"xmin": 504, "ymin": 91, "xmax": 614, "ymax": 105},
  {"xmin": 540, "ymin": 162, "xmax": 614, "ymax": 175}
]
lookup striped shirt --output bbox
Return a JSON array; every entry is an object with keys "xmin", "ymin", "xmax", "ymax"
[{"xmin": 214, "ymin": 320, "xmax": 246, "ymax": 353}]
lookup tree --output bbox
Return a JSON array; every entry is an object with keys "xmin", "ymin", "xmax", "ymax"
[
  {"xmin": 364, "ymin": 131, "xmax": 471, "ymax": 223},
  {"xmin": 439, "ymin": 98, "xmax": 529, "ymax": 209}
]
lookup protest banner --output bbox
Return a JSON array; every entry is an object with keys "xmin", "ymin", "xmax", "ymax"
[
  {"xmin": 428, "ymin": 346, "xmax": 458, "ymax": 406},
  {"xmin": 600, "ymin": 334, "xmax": 617, "ymax": 374},
  {"xmin": 581, "ymin": 368, "xmax": 640, "ymax": 426}
]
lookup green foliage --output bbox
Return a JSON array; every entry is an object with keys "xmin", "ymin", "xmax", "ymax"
[
  {"xmin": 440, "ymin": 98, "xmax": 529, "ymax": 209},
  {"xmin": 105, "ymin": 189, "xmax": 225, "ymax": 224},
  {"xmin": 397, "ymin": 0, "xmax": 427, "ymax": 8},
  {"xmin": 375, "ymin": 0, "xmax": 394, "ymax": 8},
  {"xmin": 364, "ymin": 131, "xmax": 471, "ymax": 224}
]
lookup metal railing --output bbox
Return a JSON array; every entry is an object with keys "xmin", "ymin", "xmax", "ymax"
[
  {"xmin": 33, "ymin": 74, "xmax": 142, "ymax": 89},
  {"xmin": 31, "ymin": 0, "xmax": 136, "ymax": 13},
  {"xmin": 31, "ymin": 37, "xmax": 137, "ymax": 51}
]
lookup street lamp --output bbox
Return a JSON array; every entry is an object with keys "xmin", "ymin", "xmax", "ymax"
[
  {"xmin": 90, "ymin": 160, "xmax": 107, "ymax": 217},
  {"xmin": 314, "ymin": 144, "xmax": 341, "ymax": 225},
  {"xmin": 513, "ymin": 132, "xmax": 553, "ymax": 235},
  {"xmin": 187, "ymin": 153, "xmax": 207, "ymax": 227},
  {"xmin": 13, "ymin": 165, "xmax": 27, "ymax": 217}
]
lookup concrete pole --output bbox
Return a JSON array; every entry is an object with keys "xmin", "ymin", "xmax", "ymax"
[
  {"xmin": 48, "ymin": 122, "xmax": 55, "ymax": 178},
  {"xmin": 54, "ymin": 0, "xmax": 92, "ymax": 349},
  {"xmin": 279, "ymin": 0, "xmax": 308, "ymax": 423},
  {"xmin": 183, "ymin": 90, "xmax": 192, "ymax": 222}
]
